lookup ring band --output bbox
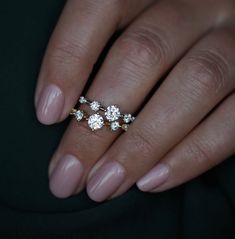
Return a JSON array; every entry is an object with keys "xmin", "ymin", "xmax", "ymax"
[{"xmin": 70, "ymin": 96, "xmax": 135, "ymax": 132}]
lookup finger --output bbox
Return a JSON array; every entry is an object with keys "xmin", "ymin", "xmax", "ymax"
[
  {"xmin": 35, "ymin": 0, "xmax": 154, "ymax": 125},
  {"xmin": 137, "ymin": 92, "xmax": 235, "ymax": 192},
  {"xmin": 48, "ymin": 0, "xmax": 222, "ymax": 198},
  {"xmin": 86, "ymin": 28, "xmax": 235, "ymax": 202}
]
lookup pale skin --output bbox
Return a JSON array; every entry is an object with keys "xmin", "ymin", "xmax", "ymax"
[{"xmin": 35, "ymin": 0, "xmax": 235, "ymax": 202}]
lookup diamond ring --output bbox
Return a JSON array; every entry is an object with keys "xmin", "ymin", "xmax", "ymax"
[{"xmin": 70, "ymin": 96, "xmax": 135, "ymax": 132}]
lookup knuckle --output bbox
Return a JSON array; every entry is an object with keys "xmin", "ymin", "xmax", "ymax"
[
  {"xmin": 84, "ymin": 0, "xmax": 124, "ymax": 16},
  {"xmin": 48, "ymin": 38, "xmax": 87, "ymax": 65},
  {"xmin": 119, "ymin": 26, "xmax": 171, "ymax": 67},
  {"xmin": 186, "ymin": 138, "xmax": 213, "ymax": 165},
  {"xmin": 43, "ymin": 38, "xmax": 90, "ymax": 81},
  {"xmin": 127, "ymin": 128, "xmax": 155, "ymax": 157},
  {"xmin": 105, "ymin": 0, "xmax": 124, "ymax": 9},
  {"xmin": 186, "ymin": 50, "xmax": 229, "ymax": 96}
]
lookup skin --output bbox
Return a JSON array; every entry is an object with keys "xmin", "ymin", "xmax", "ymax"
[{"xmin": 35, "ymin": 0, "xmax": 235, "ymax": 202}]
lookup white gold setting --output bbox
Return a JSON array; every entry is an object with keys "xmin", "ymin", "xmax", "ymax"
[
  {"xmin": 74, "ymin": 110, "xmax": 84, "ymax": 122},
  {"xmin": 79, "ymin": 96, "xmax": 87, "ymax": 104},
  {"xmin": 88, "ymin": 114, "xmax": 104, "ymax": 131},
  {"xmin": 70, "ymin": 96, "xmax": 135, "ymax": 132},
  {"xmin": 105, "ymin": 105, "xmax": 121, "ymax": 122},
  {"xmin": 123, "ymin": 113, "xmax": 135, "ymax": 123},
  {"xmin": 110, "ymin": 121, "xmax": 121, "ymax": 131},
  {"xmin": 90, "ymin": 101, "xmax": 101, "ymax": 112}
]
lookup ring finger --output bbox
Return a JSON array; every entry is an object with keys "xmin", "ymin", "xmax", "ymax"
[
  {"xmin": 86, "ymin": 27, "xmax": 235, "ymax": 202},
  {"xmin": 49, "ymin": 0, "xmax": 227, "ymax": 198},
  {"xmin": 137, "ymin": 92, "xmax": 235, "ymax": 193}
]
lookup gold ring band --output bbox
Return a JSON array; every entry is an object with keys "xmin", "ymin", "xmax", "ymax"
[{"xmin": 70, "ymin": 96, "xmax": 135, "ymax": 132}]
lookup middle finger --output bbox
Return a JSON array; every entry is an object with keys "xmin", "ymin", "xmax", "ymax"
[
  {"xmin": 49, "ymin": 0, "xmax": 224, "ymax": 198},
  {"xmin": 87, "ymin": 28, "xmax": 235, "ymax": 202}
]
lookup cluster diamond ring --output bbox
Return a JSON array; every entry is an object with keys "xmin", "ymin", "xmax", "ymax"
[{"xmin": 70, "ymin": 96, "xmax": 135, "ymax": 132}]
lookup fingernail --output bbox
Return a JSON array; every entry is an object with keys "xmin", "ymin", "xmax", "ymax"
[
  {"xmin": 137, "ymin": 164, "xmax": 169, "ymax": 192},
  {"xmin": 36, "ymin": 84, "xmax": 64, "ymax": 125},
  {"xmin": 49, "ymin": 155, "xmax": 83, "ymax": 198},
  {"xmin": 87, "ymin": 161, "xmax": 125, "ymax": 202}
]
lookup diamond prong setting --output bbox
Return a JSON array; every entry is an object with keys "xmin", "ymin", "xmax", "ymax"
[
  {"xmin": 88, "ymin": 114, "xmax": 104, "ymax": 131},
  {"xmin": 71, "ymin": 96, "xmax": 135, "ymax": 132},
  {"xmin": 123, "ymin": 113, "xmax": 135, "ymax": 123},
  {"xmin": 105, "ymin": 105, "xmax": 121, "ymax": 122},
  {"xmin": 110, "ymin": 121, "xmax": 121, "ymax": 131},
  {"xmin": 74, "ymin": 110, "xmax": 84, "ymax": 122},
  {"xmin": 79, "ymin": 96, "xmax": 87, "ymax": 104},
  {"xmin": 90, "ymin": 101, "xmax": 101, "ymax": 112}
]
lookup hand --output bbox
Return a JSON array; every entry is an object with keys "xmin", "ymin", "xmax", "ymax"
[{"xmin": 35, "ymin": 0, "xmax": 235, "ymax": 202}]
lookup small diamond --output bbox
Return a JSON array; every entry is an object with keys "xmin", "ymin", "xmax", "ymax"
[
  {"xmin": 105, "ymin": 105, "xmax": 121, "ymax": 122},
  {"xmin": 110, "ymin": 121, "xmax": 120, "ymax": 131},
  {"xmin": 90, "ymin": 101, "xmax": 101, "ymax": 112},
  {"xmin": 79, "ymin": 96, "xmax": 87, "ymax": 104},
  {"xmin": 74, "ymin": 110, "xmax": 84, "ymax": 122},
  {"xmin": 123, "ymin": 114, "xmax": 135, "ymax": 123},
  {"xmin": 88, "ymin": 114, "xmax": 104, "ymax": 130},
  {"xmin": 122, "ymin": 124, "xmax": 129, "ymax": 131}
]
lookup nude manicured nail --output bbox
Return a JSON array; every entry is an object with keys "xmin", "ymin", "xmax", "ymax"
[
  {"xmin": 87, "ymin": 161, "xmax": 125, "ymax": 202},
  {"xmin": 137, "ymin": 164, "xmax": 169, "ymax": 192},
  {"xmin": 36, "ymin": 84, "xmax": 64, "ymax": 125},
  {"xmin": 49, "ymin": 155, "xmax": 83, "ymax": 198}
]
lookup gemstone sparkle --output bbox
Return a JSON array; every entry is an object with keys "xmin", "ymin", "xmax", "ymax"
[
  {"xmin": 110, "ymin": 121, "xmax": 121, "ymax": 131},
  {"xmin": 79, "ymin": 96, "xmax": 87, "ymax": 104},
  {"xmin": 105, "ymin": 105, "xmax": 121, "ymax": 122},
  {"xmin": 88, "ymin": 114, "xmax": 104, "ymax": 130},
  {"xmin": 123, "ymin": 114, "xmax": 135, "ymax": 123},
  {"xmin": 90, "ymin": 101, "xmax": 101, "ymax": 112},
  {"xmin": 75, "ymin": 110, "xmax": 84, "ymax": 122}
]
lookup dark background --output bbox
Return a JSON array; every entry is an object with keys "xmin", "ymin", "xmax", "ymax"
[{"xmin": 0, "ymin": 1, "xmax": 234, "ymax": 238}]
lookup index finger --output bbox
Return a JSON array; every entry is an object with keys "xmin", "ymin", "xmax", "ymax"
[{"xmin": 35, "ymin": 0, "xmax": 154, "ymax": 125}]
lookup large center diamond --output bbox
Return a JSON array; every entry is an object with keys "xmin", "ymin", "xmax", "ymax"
[
  {"xmin": 105, "ymin": 105, "xmax": 121, "ymax": 122},
  {"xmin": 88, "ymin": 114, "xmax": 104, "ymax": 130}
]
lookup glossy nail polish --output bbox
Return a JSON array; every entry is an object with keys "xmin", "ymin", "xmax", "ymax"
[
  {"xmin": 137, "ymin": 164, "xmax": 169, "ymax": 192},
  {"xmin": 87, "ymin": 161, "xmax": 125, "ymax": 202},
  {"xmin": 36, "ymin": 84, "xmax": 64, "ymax": 125},
  {"xmin": 49, "ymin": 155, "xmax": 83, "ymax": 198}
]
